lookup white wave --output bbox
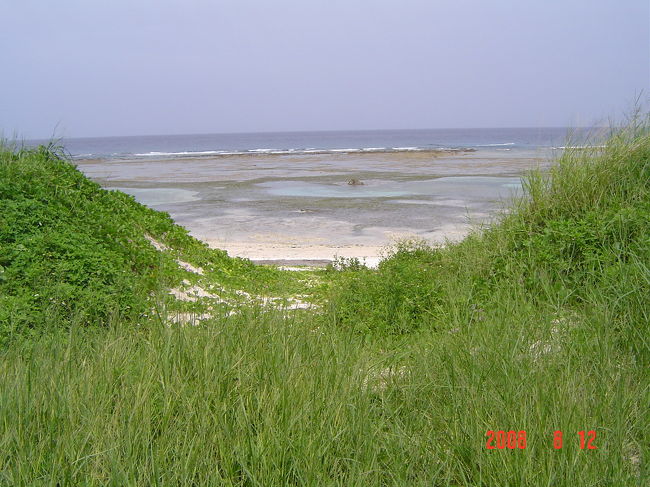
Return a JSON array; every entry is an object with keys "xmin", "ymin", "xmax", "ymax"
[
  {"xmin": 551, "ymin": 145, "xmax": 606, "ymax": 150},
  {"xmin": 134, "ymin": 150, "xmax": 226, "ymax": 156},
  {"xmin": 126, "ymin": 145, "xmax": 472, "ymax": 159},
  {"xmin": 476, "ymin": 142, "xmax": 516, "ymax": 147}
]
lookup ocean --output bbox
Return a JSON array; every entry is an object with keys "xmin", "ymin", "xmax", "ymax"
[
  {"xmin": 29, "ymin": 127, "xmax": 601, "ymax": 265},
  {"xmin": 27, "ymin": 127, "xmax": 594, "ymax": 160}
]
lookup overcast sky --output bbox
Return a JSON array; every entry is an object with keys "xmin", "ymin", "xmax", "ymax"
[{"xmin": 1, "ymin": 0, "xmax": 649, "ymax": 138}]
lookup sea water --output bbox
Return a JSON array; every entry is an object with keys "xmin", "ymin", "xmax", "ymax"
[
  {"xmin": 29, "ymin": 127, "xmax": 601, "ymax": 261},
  {"xmin": 27, "ymin": 127, "xmax": 597, "ymax": 160}
]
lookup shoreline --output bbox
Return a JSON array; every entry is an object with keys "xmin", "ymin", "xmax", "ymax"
[
  {"xmin": 76, "ymin": 149, "xmax": 542, "ymax": 270},
  {"xmin": 203, "ymin": 229, "xmax": 471, "ymax": 268},
  {"xmin": 205, "ymin": 241, "xmax": 388, "ymax": 268},
  {"xmin": 74, "ymin": 147, "xmax": 479, "ymax": 163}
]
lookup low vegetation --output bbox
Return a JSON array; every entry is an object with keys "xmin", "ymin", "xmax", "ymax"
[
  {"xmin": 0, "ymin": 143, "xmax": 315, "ymax": 342},
  {"xmin": 0, "ymin": 120, "xmax": 648, "ymax": 485}
]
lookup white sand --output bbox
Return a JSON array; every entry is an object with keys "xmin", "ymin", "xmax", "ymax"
[
  {"xmin": 204, "ymin": 222, "xmax": 471, "ymax": 268},
  {"xmin": 205, "ymin": 240, "xmax": 386, "ymax": 267}
]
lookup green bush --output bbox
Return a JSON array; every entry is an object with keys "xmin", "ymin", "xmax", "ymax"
[
  {"xmin": 0, "ymin": 143, "xmax": 264, "ymax": 341},
  {"xmin": 329, "ymin": 120, "xmax": 650, "ymax": 354}
]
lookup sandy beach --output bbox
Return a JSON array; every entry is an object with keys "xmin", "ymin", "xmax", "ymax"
[
  {"xmin": 77, "ymin": 148, "xmax": 550, "ymax": 266},
  {"xmin": 202, "ymin": 218, "xmax": 475, "ymax": 268}
]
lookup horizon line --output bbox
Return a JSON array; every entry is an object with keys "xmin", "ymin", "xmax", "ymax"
[{"xmin": 21, "ymin": 125, "xmax": 609, "ymax": 142}]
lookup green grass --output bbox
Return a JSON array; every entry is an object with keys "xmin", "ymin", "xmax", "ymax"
[{"xmin": 0, "ymin": 120, "xmax": 648, "ymax": 485}]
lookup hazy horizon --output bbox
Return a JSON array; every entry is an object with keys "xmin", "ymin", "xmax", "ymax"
[
  {"xmin": 23, "ymin": 125, "xmax": 611, "ymax": 143},
  {"xmin": 2, "ymin": 0, "xmax": 648, "ymax": 139}
]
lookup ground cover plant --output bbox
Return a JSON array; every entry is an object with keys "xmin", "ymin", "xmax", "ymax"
[
  {"xmin": 0, "ymin": 119, "xmax": 648, "ymax": 485},
  {"xmin": 0, "ymin": 142, "xmax": 314, "ymax": 343}
]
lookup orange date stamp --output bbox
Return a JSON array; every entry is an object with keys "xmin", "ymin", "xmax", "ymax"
[{"xmin": 485, "ymin": 430, "xmax": 597, "ymax": 450}]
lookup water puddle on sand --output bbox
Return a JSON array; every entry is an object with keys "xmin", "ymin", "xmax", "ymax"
[
  {"xmin": 257, "ymin": 176, "xmax": 521, "ymax": 200},
  {"xmin": 110, "ymin": 187, "xmax": 200, "ymax": 206}
]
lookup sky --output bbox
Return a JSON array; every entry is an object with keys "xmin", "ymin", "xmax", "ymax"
[{"xmin": 1, "ymin": 0, "xmax": 649, "ymax": 138}]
